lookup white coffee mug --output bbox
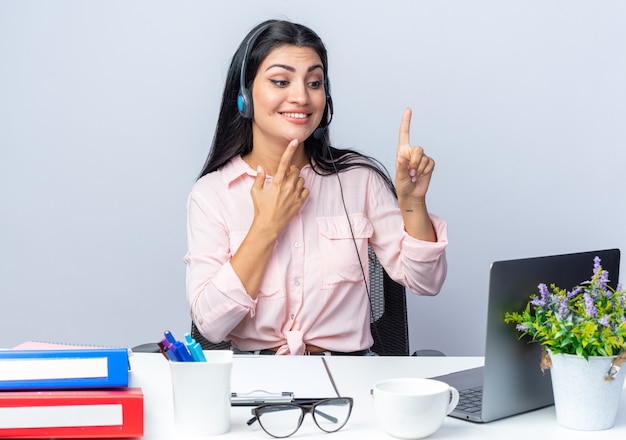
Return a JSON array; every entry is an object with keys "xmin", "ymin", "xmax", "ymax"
[{"xmin": 372, "ymin": 377, "xmax": 459, "ymax": 439}]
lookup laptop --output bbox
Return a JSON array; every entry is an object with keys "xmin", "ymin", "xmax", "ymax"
[{"xmin": 431, "ymin": 248, "xmax": 621, "ymax": 423}]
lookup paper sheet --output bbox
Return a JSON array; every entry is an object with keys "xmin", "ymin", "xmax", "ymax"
[{"xmin": 231, "ymin": 356, "xmax": 339, "ymax": 402}]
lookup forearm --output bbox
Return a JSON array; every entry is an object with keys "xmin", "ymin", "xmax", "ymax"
[
  {"xmin": 398, "ymin": 196, "xmax": 436, "ymax": 242},
  {"xmin": 230, "ymin": 219, "xmax": 280, "ymax": 300}
]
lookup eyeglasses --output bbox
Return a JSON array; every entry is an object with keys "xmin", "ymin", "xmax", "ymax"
[{"xmin": 247, "ymin": 397, "xmax": 353, "ymax": 438}]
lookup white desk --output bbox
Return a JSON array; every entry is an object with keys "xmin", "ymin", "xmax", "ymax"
[{"xmin": 129, "ymin": 353, "xmax": 626, "ymax": 439}]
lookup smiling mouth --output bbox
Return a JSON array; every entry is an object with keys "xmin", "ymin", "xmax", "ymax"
[{"xmin": 281, "ymin": 112, "xmax": 310, "ymax": 119}]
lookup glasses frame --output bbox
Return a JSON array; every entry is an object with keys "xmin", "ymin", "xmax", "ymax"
[{"xmin": 247, "ymin": 397, "xmax": 354, "ymax": 438}]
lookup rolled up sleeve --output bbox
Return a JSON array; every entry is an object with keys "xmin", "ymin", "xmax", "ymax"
[{"xmin": 184, "ymin": 188, "xmax": 256, "ymax": 343}]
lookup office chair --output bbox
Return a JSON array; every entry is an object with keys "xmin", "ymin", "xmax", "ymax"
[
  {"xmin": 368, "ymin": 246, "xmax": 444, "ymax": 357},
  {"xmin": 367, "ymin": 246, "xmax": 409, "ymax": 355}
]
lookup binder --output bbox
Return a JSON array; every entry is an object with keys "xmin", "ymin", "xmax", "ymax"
[
  {"xmin": 0, "ymin": 387, "xmax": 143, "ymax": 438},
  {"xmin": 0, "ymin": 348, "xmax": 129, "ymax": 390}
]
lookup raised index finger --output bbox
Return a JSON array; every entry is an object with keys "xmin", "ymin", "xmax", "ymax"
[
  {"xmin": 398, "ymin": 107, "xmax": 412, "ymax": 149},
  {"xmin": 274, "ymin": 139, "xmax": 299, "ymax": 182}
]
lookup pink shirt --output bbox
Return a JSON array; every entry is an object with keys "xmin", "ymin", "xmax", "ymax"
[{"xmin": 184, "ymin": 156, "xmax": 448, "ymax": 355}]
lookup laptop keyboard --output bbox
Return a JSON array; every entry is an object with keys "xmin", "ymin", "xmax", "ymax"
[{"xmin": 456, "ymin": 387, "xmax": 483, "ymax": 414}]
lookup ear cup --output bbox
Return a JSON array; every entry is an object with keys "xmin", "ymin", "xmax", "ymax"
[{"xmin": 237, "ymin": 88, "xmax": 253, "ymax": 119}]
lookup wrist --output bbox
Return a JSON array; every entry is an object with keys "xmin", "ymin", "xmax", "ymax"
[{"xmin": 398, "ymin": 196, "xmax": 427, "ymax": 213}]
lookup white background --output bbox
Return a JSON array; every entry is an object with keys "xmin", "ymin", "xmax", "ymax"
[{"xmin": 1, "ymin": 1, "xmax": 624, "ymax": 355}]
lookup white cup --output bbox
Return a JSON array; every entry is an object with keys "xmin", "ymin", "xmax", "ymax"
[
  {"xmin": 372, "ymin": 377, "xmax": 459, "ymax": 439},
  {"xmin": 169, "ymin": 350, "xmax": 233, "ymax": 436}
]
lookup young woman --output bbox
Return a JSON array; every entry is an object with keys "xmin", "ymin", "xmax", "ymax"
[{"xmin": 184, "ymin": 19, "xmax": 448, "ymax": 355}]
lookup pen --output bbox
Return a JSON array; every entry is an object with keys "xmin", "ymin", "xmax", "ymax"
[
  {"xmin": 164, "ymin": 331, "xmax": 194, "ymax": 362},
  {"xmin": 184, "ymin": 333, "xmax": 207, "ymax": 362},
  {"xmin": 157, "ymin": 341, "xmax": 176, "ymax": 361},
  {"xmin": 160, "ymin": 338, "xmax": 182, "ymax": 361}
]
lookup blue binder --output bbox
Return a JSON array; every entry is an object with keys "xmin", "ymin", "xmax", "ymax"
[{"xmin": 0, "ymin": 348, "xmax": 129, "ymax": 390}]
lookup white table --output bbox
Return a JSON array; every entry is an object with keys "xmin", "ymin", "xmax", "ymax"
[{"xmin": 129, "ymin": 353, "xmax": 626, "ymax": 439}]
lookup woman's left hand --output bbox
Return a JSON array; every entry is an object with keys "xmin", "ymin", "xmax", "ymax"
[{"xmin": 395, "ymin": 108, "xmax": 435, "ymax": 201}]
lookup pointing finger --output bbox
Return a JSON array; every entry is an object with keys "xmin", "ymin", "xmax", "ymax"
[
  {"xmin": 398, "ymin": 107, "xmax": 412, "ymax": 149},
  {"xmin": 274, "ymin": 139, "xmax": 299, "ymax": 183}
]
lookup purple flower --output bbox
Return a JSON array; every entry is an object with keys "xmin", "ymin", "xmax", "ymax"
[
  {"xmin": 530, "ymin": 296, "xmax": 544, "ymax": 307},
  {"xmin": 532, "ymin": 283, "xmax": 549, "ymax": 307},
  {"xmin": 596, "ymin": 270, "xmax": 610, "ymax": 290},
  {"xmin": 598, "ymin": 315, "xmax": 610, "ymax": 327},
  {"xmin": 593, "ymin": 256, "xmax": 601, "ymax": 274},
  {"xmin": 584, "ymin": 292, "xmax": 597, "ymax": 318},
  {"xmin": 567, "ymin": 286, "xmax": 582, "ymax": 299},
  {"xmin": 557, "ymin": 298, "xmax": 570, "ymax": 318},
  {"xmin": 516, "ymin": 324, "xmax": 529, "ymax": 332}
]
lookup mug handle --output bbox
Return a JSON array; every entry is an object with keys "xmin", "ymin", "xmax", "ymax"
[{"xmin": 446, "ymin": 386, "xmax": 460, "ymax": 415}]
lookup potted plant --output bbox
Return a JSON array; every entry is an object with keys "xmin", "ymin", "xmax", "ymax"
[{"xmin": 504, "ymin": 256, "xmax": 626, "ymax": 430}]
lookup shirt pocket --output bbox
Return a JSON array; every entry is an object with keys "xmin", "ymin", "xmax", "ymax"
[
  {"xmin": 230, "ymin": 231, "xmax": 282, "ymax": 298},
  {"xmin": 317, "ymin": 215, "xmax": 373, "ymax": 289}
]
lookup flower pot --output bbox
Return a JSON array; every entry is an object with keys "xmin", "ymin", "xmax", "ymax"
[{"xmin": 549, "ymin": 351, "xmax": 625, "ymax": 430}]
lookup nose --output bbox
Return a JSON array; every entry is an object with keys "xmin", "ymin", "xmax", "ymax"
[{"xmin": 288, "ymin": 82, "xmax": 309, "ymax": 105}]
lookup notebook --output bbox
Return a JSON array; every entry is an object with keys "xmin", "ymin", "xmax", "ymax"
[{"xmin": 431, "ymin": 248, "xmax": 621, "ymax": 423}]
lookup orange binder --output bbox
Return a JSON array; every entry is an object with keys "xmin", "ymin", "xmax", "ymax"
[{"xmin": 0, "ymin": 387, "xmax": 143, "ymax": 438}]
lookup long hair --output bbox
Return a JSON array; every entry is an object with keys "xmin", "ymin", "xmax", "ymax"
[{"xmin": 198, "ymin": 19, "xmax": 396, "ymax": 196}]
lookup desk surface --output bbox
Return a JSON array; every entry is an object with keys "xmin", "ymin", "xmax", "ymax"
[{"xmin": 129, "ymin": 353, "xmax": 626, "ymax": 439}]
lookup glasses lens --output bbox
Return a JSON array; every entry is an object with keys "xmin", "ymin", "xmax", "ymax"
[
  {"xmin": 256, "ymin": 404, "xmax": 303, "ymax": 438},
  {"xmin": 312, "ymin": 398, "xmax": 353, "ymax": 433}
]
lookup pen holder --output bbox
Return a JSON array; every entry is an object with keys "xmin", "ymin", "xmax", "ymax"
[{"xmin": 169, "ymin": 350, "xmax": 233, "ymax": 436}]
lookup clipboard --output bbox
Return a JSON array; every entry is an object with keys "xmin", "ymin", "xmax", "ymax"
[
  {"xmin": 230, "ymin": 356, "xmax": 339, "ymax": 406},
  {"xmin": 231, "ymin": 390, "xmax": 294, "ymax": 405}
]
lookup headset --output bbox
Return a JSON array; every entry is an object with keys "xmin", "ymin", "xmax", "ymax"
[
  {"xmin": 237, "ymin": 23, "xmax": 334, "ymax": 139},
  {"xmin": 237, "ymin": 24, "xmax": 268, "ymax": 119}
]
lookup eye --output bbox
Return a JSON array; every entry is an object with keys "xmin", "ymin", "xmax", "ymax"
[
  {"xmin": 308, "ymin": 80, "xmax": 323, "ymax": 89},
  {"xmin": 270, "ymin": 79, "xmax": 289, "ymax": 87}
]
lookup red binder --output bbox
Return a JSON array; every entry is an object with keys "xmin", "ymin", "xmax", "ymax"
[{"xmin": 0, "ymin": 387, "xmax": 143, "ymax": 438}]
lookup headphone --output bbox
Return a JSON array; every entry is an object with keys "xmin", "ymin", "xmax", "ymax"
[
  {"xmin": 237, "ymin": 24, "xmax": 268, "ymax": 119},
  {"xmin": 237, "ymin": 24, "xmax": 334, "ymax": 137}
]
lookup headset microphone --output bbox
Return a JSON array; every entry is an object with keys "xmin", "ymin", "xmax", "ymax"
[{"xmin": 313, "ymin": 93, "xmax": 334, "ymax": 139}]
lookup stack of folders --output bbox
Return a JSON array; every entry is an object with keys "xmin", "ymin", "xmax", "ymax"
[{"xmin": 0, "ymin": 345, "xmax": 143, "ymax": 438}]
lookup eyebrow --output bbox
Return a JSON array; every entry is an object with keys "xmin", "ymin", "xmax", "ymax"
[{"xmin": 265, "ymin": 64, "xmax": 324, "ymax": 74}]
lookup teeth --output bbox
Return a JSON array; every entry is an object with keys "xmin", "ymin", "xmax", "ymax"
[{"xmin": 282, "ymin": 113, "xmax": 308, "ymax": 119}]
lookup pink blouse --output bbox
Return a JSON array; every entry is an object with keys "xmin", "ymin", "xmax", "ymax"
[{"xmin": 184, "ymin": 155, "xmax": 448, "ymax": 355}]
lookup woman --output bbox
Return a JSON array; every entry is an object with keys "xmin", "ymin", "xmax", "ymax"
[{"xmin": 184, "ymin": 19, "xmax": 448, "ymax": 355}]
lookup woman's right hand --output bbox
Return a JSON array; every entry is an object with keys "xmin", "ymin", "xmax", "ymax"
[
  {"xmin": 231, "ymin": 139, "xmax": 309, "ymax": 299},
  {"xmin": 250, "ymin": 139, "xmax": 310, "ymax": 238}
]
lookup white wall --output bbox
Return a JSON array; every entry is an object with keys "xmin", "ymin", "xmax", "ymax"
[{"xmin": 1, "ymin": 1, "xmax": 624, "ymax": 354}]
